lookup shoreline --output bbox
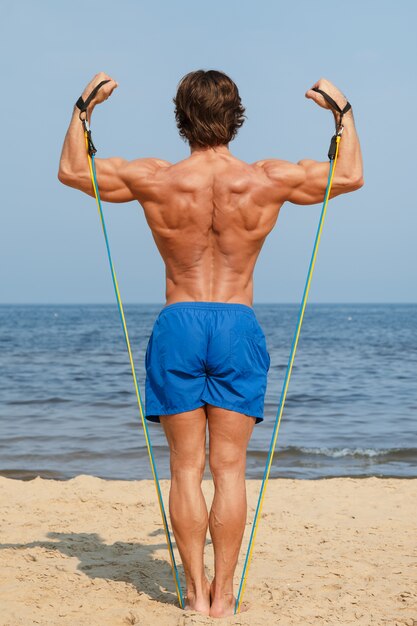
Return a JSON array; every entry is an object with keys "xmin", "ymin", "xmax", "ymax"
[
  {"xmin": 1, "ymin": 475, "xmax": 416, "ymax": 625},
  {"xmin": 2, "ymin": 470, "xmax": 417, "ymax": 481}
]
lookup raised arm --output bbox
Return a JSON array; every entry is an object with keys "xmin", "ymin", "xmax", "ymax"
[
  {"xmin": 57, "ymin": 72, "xmax": 168, "ymax": 203},
  {"xmin": 259, "ymin": 78, "xmax": 364, "ymax": 205}
]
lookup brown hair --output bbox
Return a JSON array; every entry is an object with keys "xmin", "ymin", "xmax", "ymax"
[{"xmin": 173, "ymin": 69, "xmax": 246, "ymax": 148}]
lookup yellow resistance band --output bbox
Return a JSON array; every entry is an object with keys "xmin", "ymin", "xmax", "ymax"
[
  {"xmin": 83, "ymin": 130, "xmax": 184, "ymax": 608},
  {"xmin": 235, "ymin": 135, "xmax": 341, "ymax": 613}
]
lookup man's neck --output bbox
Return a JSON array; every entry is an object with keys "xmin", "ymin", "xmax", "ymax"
[{"xmin": 190, "ymin": 143, "xmax": 230, "ymax": 156}]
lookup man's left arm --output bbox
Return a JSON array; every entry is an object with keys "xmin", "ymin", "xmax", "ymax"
[{"xmin": 57, "ymin": 72, "xmax": 166, "ymax": 203}]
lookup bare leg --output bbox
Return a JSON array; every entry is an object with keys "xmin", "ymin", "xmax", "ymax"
[
  {"xmin": 160, "ymin": 407, "xmax": 210, "ymax": 615},
  {"xmin": 207, "ymin": 405, "xmax": 255, "ymax": 618}
]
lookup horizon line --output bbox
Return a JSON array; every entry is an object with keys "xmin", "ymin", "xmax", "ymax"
[{"xmin": 0, "ymin": 301, "xmax": 416, "ymax": 307}]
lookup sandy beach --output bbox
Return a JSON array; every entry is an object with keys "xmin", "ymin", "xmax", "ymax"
[{"xmin": 0, "ymin": 475, "xmax": 416, "ymax": 625}]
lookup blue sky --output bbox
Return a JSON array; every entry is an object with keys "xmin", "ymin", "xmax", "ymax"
[{"xmin": 1, "ymin": 0, "xmax": 415, "ymax": 303}]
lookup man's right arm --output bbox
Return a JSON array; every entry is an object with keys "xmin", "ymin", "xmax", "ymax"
[{"xmin": 259, "ymin": 78, "xmax": 364, "ymax": 205}]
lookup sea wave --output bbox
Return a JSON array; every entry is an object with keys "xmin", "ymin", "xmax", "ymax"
[
  {"xmin": 248, "ymin": 445, "xmax": 417, "ymax": 460},
  {"xmin": 297, "ymin": 446, "xmax": 415, "ymax": 458}
]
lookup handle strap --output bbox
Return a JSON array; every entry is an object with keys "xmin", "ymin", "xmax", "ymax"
[
  {"xmin": 312, "ymin": 86, "xmax": 351, "ymax": 117},
  {"xmin": 75, "ymin": 79, "xmax": 111, "ymax": 117}
]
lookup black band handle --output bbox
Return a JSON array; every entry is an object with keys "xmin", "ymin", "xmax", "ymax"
[
  {"xmin": 312, "ymin": 87, "xmax": 352, "ymax": 152},
  {"xmin": 75, "ymin": 79, "xmax": 111, "ymax": 114},
  {"xmin": 311, "ymin": 87, "xmax": 351, "ymax": 116},
  {"xmin": 76, "ymin": 80, "xmax": 111, "ymax": 156}
]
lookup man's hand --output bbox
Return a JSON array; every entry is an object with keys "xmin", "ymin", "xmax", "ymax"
[
  {"xmin": 258, "ymin": 77, "xmax": 363, "ymax": 205},
  {"xmin": 80, "ymin": 72, "xmax": 119, "ymax": 110},
  {"xmin": 59, "ymin": 70, "xmax": 173, "ymax": 203},
  {"xmin": 305, "ymin": 78, "xmax": 349, "ymax": 114}
]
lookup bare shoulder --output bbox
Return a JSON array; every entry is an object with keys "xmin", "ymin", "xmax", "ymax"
[
  {"xmin": 123, "ymin": 157, "xmax": 172, "ymax": 179},
  {"xmin": 112, "ymin": 157, "xmax": 172, "ymax": 203},
  {"xmin": 249, "ymin": 158, "xmax": 309, "ymax": 203},
  {"xmin": 252, "ymin": 158, "xmax": 306, "ymax": 186},
  {"xmin": 122, "ymin": 157, "xmax": 171, "ymax": 190}
]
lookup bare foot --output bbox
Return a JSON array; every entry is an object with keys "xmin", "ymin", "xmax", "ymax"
[
  {"xmin": 183, "ymin": 578, "xmax": 211, "ymax": 616},
  {"xmin": 210, "ymin": 599, "xmax": 250, "ymax": 618},
  {"xmin": 209, "ymin": 582, "xmax": 250, "ymax": 618}
]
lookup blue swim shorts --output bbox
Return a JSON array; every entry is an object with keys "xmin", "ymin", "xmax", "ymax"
[{"xmin": 145, "ymin": 302, "xmax": 270, "ymax": 424}]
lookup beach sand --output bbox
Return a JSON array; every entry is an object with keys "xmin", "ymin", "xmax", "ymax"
[{"xmin": 0, "ymin": 475, "xmax": 416, "ymax": 626}]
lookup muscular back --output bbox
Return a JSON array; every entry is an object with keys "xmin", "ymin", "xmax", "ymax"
[
  {"xmin": 127, "ymin": 148, "xmax": 284, "ymax": 306},
  {"xmin": 59, "ymin": 76, "xmax": 363, "ymax": 307}
]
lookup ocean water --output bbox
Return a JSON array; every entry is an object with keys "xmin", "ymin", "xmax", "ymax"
[{"xmin": 0, "ymin": 304, "xmax": 416, "ymax": 481}]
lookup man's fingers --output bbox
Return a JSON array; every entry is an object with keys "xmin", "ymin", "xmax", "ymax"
[
  {"xmin": 89, "ymin": 73, "xmax": 118, "ymax": 93},
  {"xmin": 305, "ymin": 87, "xmax": 330, "ymax": 109},
  {"xmin": 306, "ymin": 79, "xmax": 330, "ymax": 99},
  {"xmin": 94, "ymin": 77, "xmax": 118, "ymax": 101},
  {"xmin": 305, "ymin": 89, "xmax": 321, "ymax": 102},
  {"xmin": 106, "ymin": 81, "xmax": 118, "ymax": 97}
]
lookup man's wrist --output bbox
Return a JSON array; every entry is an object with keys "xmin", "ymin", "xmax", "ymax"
[
  {"xmin": 333, "ymin": 106, "xmax": 353, "ymax": 121},
  {"xmin": 74, "ymin": 94, "xmax": 95, "ymax": 119},
  {"xmin": 329, "ymin": 96, "xmax": 352, "ymax": 121},
  {"xmin": 328, "ymin": 93, "xmax": 348, "ymax": 110}
]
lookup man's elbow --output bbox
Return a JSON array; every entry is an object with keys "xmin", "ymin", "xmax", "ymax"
[
  {"xmin": 338, "ymin": 173, "xmax": 364, "ymax": 192},
  {"xmin": 348, "ymin": 174, "xmax": 364, "ymax": 191},
  {"xmin": 57, "ymin": 167, "xmax": 77, "ymax": 187},
  {"xmin": 58, "ymin": 167, "xmax": 70, "ymax": 185}
]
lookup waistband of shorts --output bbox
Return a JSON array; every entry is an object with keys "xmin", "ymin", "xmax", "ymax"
[{"xmin": 159, "ymin": 301, "xmax": 255, "ymax": 315}]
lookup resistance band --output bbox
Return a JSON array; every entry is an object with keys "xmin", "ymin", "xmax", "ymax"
[
  {"xmin": 76, "ymin": 81, "xmax": 350, "ymax": 614},
  {"xmin": 235, "ymin": 89, "xmax": 349, "ymax": 614},
  {"xmin": 76, "ymin": 84, "xmax": 184, "ymax": 609}
]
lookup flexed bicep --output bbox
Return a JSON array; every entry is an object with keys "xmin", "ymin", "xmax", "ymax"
[
  {"xmin": 93, "ymin": 157, "xmax": 171, "ymax": 203},
  {"xmin": 91, "ymin": 157, "xmax": 136, "ymax": 203},
  {"xmin": 256, "ymin": 79, "xmax": 364, "ymax": 207},
  {"xmin": 260, "ymin": 156, "xmax": 361, "ymax": 207},
  {"xmin": 258, "ymin": 158, "xmax": 330, "ymax": 206},
  {"xmin": 287, "ymin": 159, "xmax": 333, "ymax": 205}
]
